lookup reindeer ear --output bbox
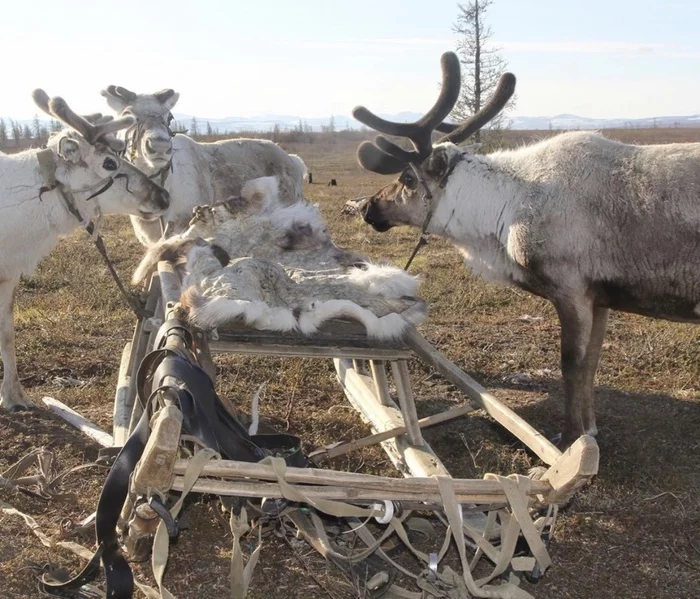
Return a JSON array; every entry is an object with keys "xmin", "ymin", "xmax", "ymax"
[
  {"xmin": 425, "ymin": 146, "xmax": 450, "ymax": 179},
  {"xmin": 154, "ymin": 89, "xmax": 179, "ymax": 111},
  {"xmin": 57, "ymin": 137, "xmax": 82, "ymax": 163}
]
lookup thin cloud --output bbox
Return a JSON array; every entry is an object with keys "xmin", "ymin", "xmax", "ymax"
[{"xmin": 498, "ymin": 40, "xmax": 700, "ymax": 58}]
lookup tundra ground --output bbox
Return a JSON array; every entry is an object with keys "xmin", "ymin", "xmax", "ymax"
[{"xmin": 1, "ymin": 129, "xmax": 699, "ymax": 598}]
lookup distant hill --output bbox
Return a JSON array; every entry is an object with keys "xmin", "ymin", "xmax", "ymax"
[{"xmin": 3, "ymin": 111, "xmax": 700, "ymax": 135}]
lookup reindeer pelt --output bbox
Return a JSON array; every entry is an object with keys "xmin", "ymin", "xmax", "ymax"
[
  {"xmin": 135, "ymin": 176, "xmax": 425, "ymax": 338},
  {"xmin": 180, "ymin": 247, "xmax": 425, "ymax": 339}
]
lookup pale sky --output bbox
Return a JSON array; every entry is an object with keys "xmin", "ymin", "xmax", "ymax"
[{"xmin": 2, "ymin": 0, "xmax": 699, "ymax": 120}]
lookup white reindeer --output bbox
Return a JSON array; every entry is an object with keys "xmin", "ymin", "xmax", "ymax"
[
  {"xmin": 99, "ymin": 86, "xmax": 304, "ymax": 245},
  {"xmin": 0, "ymin": 91, "xmax": 169, "ymax": 411},
  {"xmin": 352, "ymin": 51, "xmax": 700, "ymax": 446},
  {"xmin": 289, "ymin": 153, "xmax": 310, "ymax": 183}
]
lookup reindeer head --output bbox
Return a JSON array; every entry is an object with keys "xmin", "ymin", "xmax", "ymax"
[
  {"xmin": 100, "ymin": 86, "xmax": 180, "ymax": 170},
  {"xmin": 352, "ymin": 52, "xmax": 515, "ymax": 232},
  {"xmin": 34, "ymin": 90, "xmax": 170, "ymax": 219}
]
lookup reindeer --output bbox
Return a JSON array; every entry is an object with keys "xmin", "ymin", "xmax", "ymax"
[
  {"xmin": 99, "ymin": 86, "xmax": 304, "ymax": 245},
  {"xmin": 351, "ymin": 51, "xmax": 700, "ymax": 445},
  {"xmin": 0, "ymin": 91, "xmax": 169, "ymax": 412}
]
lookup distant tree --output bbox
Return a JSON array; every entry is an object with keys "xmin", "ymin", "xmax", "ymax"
[
  {"xmin": 32, "ymin": 114, "xmax": 41, "ymax": 139},
  {"xmin": 206, "ymin": 121, "xmax": 214, "ymax": 136},
  {"xmin": 23, "ymin": 124, "xmax": 33, "ymax": 141},
  {"xmin": 451, "ymin": 0, "xmax": 515, "ymax": 140},
  {"xmin": 328, "ymin": 116, "xmax": 335, "ymax": 134},
  {"xmin": 0, "ymin": 118, "xmax": 7, "ymax": 148},
  {"xmin": 50, "ymin": 119, "xmax": 62, "ymax": 133},
  {"xmin": 272, "ymin": 123, "xmax": 281, "ymax": 142},
  {"xmin": 10, "ymin": 120, "xmax": 22, "ymax": 145},
  {"xmin": 190, "ymin": 117, "xmax": 199, "ymax": 138}
]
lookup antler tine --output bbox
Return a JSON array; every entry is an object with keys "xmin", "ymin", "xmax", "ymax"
[
  {"xmin": 353, "ymin": 52, "xmax": 461, "ymax": 160},
  {"xmin": 415, "ymin": 52, "xmax": 461, "ymax": 131},
  {"xmin": 114, "ymin": 85, "xmax": 137, "ymax": 103},
  {"xmin": 438, "ymin": 72, "xmax": 516, "ymax": 145},
  {"xmin": 48, "ymin": 97, "xmax": 98, "ymax": 142},
  {"xmin": 357, "ymin": 141, "xmax": 407, "ymax": 175},
  {"xmin": 374, "ymin": 136, "xmax": 417, "ymax": 163},
  {"xmin": 435, "ymin": 121, "xmax": 458, "ymax": 134},
  {"xmin": 31, "ymin": 89, "xmax": 52, "ymax": 116},
  {"xmin": 93, "ymin": 115, "xmax": 136, "ymax": 138}
]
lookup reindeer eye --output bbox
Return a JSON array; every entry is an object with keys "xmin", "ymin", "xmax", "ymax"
[
  {"xmin": 102, "ymin": 157, "xmax": 118, "ymax": 171},
  {"xmin": 400, "ymin": 170, "xmax": 417, "ymax": 189}
]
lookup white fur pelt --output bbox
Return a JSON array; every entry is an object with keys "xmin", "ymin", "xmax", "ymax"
[
  {"xmin": 135, "ymin": 176, "xmax": 426, "ymax": 338},
  {"xmin": 180, "ymin": 247, "xmax": 426, "ymax": 339}
]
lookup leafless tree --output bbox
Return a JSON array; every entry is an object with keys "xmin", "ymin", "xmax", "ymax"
[{"xmin": 451, "ymin": 0, "xmax": 515, "ymax": 140}]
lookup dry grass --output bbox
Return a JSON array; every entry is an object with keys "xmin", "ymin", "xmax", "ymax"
[{"xmin": 1, "ymin": 129, "xmax": 700, "ymax": 598}]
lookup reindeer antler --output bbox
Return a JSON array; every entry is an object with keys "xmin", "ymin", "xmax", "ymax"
[
  {"xmin": 354, "ymin": 52, "xmax": 516, "ymax": 174},
  {"xmin": 353, "ymin": 52, "xmax": 461, "ymax": 174},
  {"xmin": 32, "ymin": 89, "xmax": 134, "ymax": 148},
  {"xmin": 437, "ymin": 73, "xmax": 516, "ymax": 145}
]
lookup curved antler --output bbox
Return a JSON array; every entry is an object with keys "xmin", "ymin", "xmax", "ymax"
[
  {"xmin": 437, "ymin": 72, "xmax": 516, "ymax": 145},
  {"xmin": 354, "ymin": 52, "xmax": 517, "ymax": 175},
  {"xmin": 353, "ymin": 51, "xmax": 461, "ymax": 169},
  {"xmin": 32, "ymin": 89, "xmax": 134, "ymax": 146}
]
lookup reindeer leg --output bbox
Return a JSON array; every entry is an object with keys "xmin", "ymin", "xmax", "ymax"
[
  {"xmin": 555, "ymin": 296, "xmax": 594, "ymax": 447},
  {"xmin": 0, "ymin": 279, "xmax": 33, "ymax": 411},
  {"xmin": 581, "ymin": 306, "xmax": 609, "ymax": 437}
]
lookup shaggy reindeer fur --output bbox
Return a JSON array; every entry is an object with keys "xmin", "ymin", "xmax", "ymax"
[
  {"xmin": 0, "ymin": 111, "xmax": 168, "ymax": 411},
  {"xmin": 289, "ymin": 154, "xmax": 310, "ymax": 183},
  {"xmin": 135, "ymin": 177, "xmax": 426, "ymax": 339},
  {"xmin": 358, "ymin": 130, "xmax": 700, "ymax": 443},
  {"xmin": 101, "ymin": 87, "xmax": 305, "ymax": 245}
]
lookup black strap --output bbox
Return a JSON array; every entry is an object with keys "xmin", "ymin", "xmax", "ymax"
[{"xmin": 39, "ymin": 409, "xmax": 150, "ymax": 598}]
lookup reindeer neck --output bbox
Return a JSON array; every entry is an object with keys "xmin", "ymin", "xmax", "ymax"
[{"xmin": 426, "ymin": 153, "xmax": 522, "ymax": 246}]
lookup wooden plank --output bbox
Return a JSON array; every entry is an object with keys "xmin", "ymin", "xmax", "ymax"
[
  {"xmin": 403, "ymin": 325, "xmax": 562, "ymax": 466},
  {"xmin": 43, "ymin": 397, "xmax": 113, "ymax": 447},
  {"xmin": 335, "ymin": 359, "xmax": 451, "ymax": 478},
  {"xmin": 132, "ymin": 406, "xmax": 183, "ymax": 496},
  {"xmin": 170, "ymin": 477, "xmax": 530, "ymax": 506},
  {"xmin": 209, "ymin": 340, "xmax": 411, "ymax": 360},
  {"xmin": 172, "ymin": 453, "xmax": 550, "ymax": 497},
  {"xmin": 112, "ymin": 341, "xmax": 133, "ymax": 446},
  {"xmin": 313, "ymin": 403, "xmax": 475, "ymax": 461},
  {"xmin": 369, "ymin": 360, "xmax": 392, "ymax": 406},
  {"xmin": 541, "ymin": 434, "xmax": 599, "ymax": 504},
  {"xmin": 391, "ymin": 360, "xmax": 423, "ymax": 445}
]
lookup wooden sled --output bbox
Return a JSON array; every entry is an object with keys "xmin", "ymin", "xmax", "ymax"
[{"xmin": 48, "ymin": 259, "xmax": 599, "ymax": 597}]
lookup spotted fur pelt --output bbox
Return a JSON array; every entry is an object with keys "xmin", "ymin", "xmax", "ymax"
[{"xmin": 134, "ymin": 176, "xmax": 426, "ymax": 338}]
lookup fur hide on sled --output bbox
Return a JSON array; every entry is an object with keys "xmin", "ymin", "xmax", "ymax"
[{"xmin": 134, "ymin": 177, "xmax": 427, "ymax": 339}]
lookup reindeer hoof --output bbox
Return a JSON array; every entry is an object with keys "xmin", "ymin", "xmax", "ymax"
[{"xmin": 0, "ymin": 394, "xmax": 36, "ymax": 412}]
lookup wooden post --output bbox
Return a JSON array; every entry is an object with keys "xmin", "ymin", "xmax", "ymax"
[
  {"xmin": 390, "ymin": 360, "xmax": 423, "ymax": 446},
  {"xmin": 541, "ymin": 434, "xmax": 599, "ymax": 505},
  {"xmin": 43, "ymin": 397, "xmax": 113, "ymax": 447},
  {"xmin": 403, "ymin": 325, "xmax": 562, "ymax": 466},
  {"xmin": 369, "ymin": 360, "xmax": 392, "ymax": 406},
  {"xmin": 311, "ymin": 403, "xmax": 475, "ymax": 462},
  {"xmin": 112, "ymin": 341, "xmax": 133, "ymax": 447}
]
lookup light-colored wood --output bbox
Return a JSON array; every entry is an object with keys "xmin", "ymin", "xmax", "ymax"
[
  {"xmin": 314, "ymin": 403, "xmax": 475, "ymax": 461},
  {"xmin": 335, "ymin": 359, "xmax": 450, "ymax": 478},
  {"xmin": 132, "ymin": 406, "xmax": 183, "ymax": 496},
  {"xmin": 169, "ymin": 477, "xmax": 540, "ymax": 506},
  {"xmin": 172, "ymin": 456, "xmax": 550, "ymax": 497},
  {"xmin": 541, "ymin": 434, "xmax": 599, "ymax": 505},
  {"xmin": 112, "ymin": 341, "xmax": 133, "ymax": 446},
  {"xmin": 391, "ymin": 360, "xmax": 423, "ymax": 445},
  {"xmin": 42, "ymin": 397, "xmax": 113, "ymax": 447},
  {"xmin": 403, "ymin": 325, "xmax": 562, "ymax": 466},
  {"xmin": 209, "ymin": 340, "xmax": 411, "ymax": 360},
  {"xmin": 369, "ymin": 360, "xmax": 392, "ymax": 406},
  {"xmin": 157, "ymin": 260, "xmax": 182, "ymax": 319}
]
